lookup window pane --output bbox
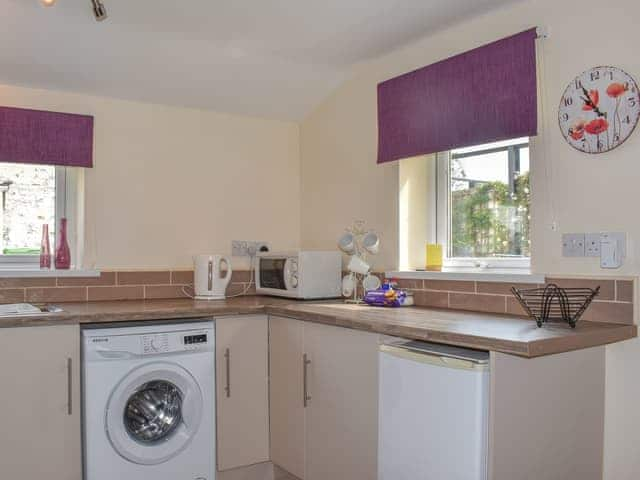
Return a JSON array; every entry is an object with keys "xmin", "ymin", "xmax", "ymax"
[
  {"xmin": 0, "ymin": 163, "xmax": 55, "ymax": 256},
  {"xmin": 449, "ymin": 141, "xmax": 530, "ymax": 259}
]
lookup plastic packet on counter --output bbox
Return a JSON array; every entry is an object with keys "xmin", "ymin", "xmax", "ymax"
[{"xmin": 363, "ymin": 287, "xmax": 408, "ymax": 307}]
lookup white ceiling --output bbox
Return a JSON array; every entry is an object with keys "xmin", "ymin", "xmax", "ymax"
[{"xmin": 1, "ymin": 0, "xmax": 521, "ymax": 120}]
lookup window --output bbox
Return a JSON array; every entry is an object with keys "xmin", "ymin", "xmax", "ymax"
[
  {"xmin": 437, "ymin": 138, "xmax": 530, "ymax": 267},
  {"xmin": 398, "ymin": 137, "xmax": 531, "ymax": 270},
  {"xmin": 0, "ymin": 163, "xmax": 79, "ymax": 266}
]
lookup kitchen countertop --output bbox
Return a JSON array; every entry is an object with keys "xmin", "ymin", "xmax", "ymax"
[{"xmin": 0, "ymin": 297, "xmax": 635, "ymax": 357}]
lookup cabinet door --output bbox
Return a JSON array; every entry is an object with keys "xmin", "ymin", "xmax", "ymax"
[
  {"xmin": 304, "ymin": 322, "xmax": 379, "ymax": 480},
  {"xmin": 269, "ymin": 316, "xmax": 305, "ymax": 479},
  {"xmin": 0, "ymin": 325, "xmax": 81, "ymax": 480},
  {"xmin": 216, "ymin": 315, "xmax": 270, "ymax": 471}
]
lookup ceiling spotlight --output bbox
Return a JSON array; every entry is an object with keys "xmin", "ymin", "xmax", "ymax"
[
  {"xmin": 90, "ymin": 0, "xmax": 107, "ymax": 21},
  {"xmin": 40, "ymin": 0, "xmax": 57, "ymax": 6}
]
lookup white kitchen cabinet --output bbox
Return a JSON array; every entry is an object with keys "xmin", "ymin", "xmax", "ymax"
[
  {"xmin": 0, "ymin": 324, "xmax": 81, "ymax": 480},
  {"xmin": 489, "ymin": 348, "xmax": 605, "ymax": 480},
  {"xmin": 304, "ymin": 321, "xmax": 379, "ymax": 480},
  {"xmin": 216, "ymin": 315, "xmax": 270, "ymax": 471},
  {"xmin": 269, "ymin": 315, "xmax": 306, "ymax": 479},
  {"xmin": 269, "ymin": 316, "xmax": 379, "ymax": 480}
]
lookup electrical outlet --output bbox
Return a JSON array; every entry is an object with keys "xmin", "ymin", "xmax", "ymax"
[
  {"xmin": 562, "ymin": 233, "xmax": 585, "ymax": 257},
  {"xmin": 232, "ymin": 240, "xmax": 249, "ymax": 257},
  {"xmin": 232, "ymin": 240, "xmax": 270, "ymax": 257},
  {"xmin": 585, "ymin": 233, "xmax": 601, "ymax": 257}
]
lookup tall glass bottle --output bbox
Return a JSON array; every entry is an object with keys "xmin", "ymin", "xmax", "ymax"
[
  {"xmin": 40, "ymin": 224, "xmax": 51, "ymax": 269},
  {"xmin": 54, "ymin": 218, "xmax": 71, "ymax": 270}
]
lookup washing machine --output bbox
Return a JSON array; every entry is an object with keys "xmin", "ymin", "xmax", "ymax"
[{"xmin": 82, "ymin": 320, "xmax": 215, "ymax": 480}]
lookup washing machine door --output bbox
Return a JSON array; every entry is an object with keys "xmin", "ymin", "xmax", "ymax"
[{"xmin": 105, "ymin": 361, "xmax": 203, "ymax": 465}]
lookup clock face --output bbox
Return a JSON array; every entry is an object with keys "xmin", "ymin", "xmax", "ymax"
[{"xmin": 558, "ymin": 66, "xmax": 640, "ymax": 153}]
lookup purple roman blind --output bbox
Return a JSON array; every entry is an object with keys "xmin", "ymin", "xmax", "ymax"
[
  {"xmin": 377, "ymin": 28, "xmax": 538, "ymax": 164},
  {"xmin": 0, "ymin": 106, "xmax": 94, "ymax": 167}
]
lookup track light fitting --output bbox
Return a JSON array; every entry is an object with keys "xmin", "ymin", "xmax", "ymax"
[
  {"xmin": 39, "ymin": 0, "xmax": 107, "ymax": 22},
  {"xmin": 90, "ymin": 0, "xmax": 107, "ymax": 21}
]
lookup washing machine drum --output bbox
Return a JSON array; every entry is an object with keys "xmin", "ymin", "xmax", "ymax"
[{"xmin": 106, "ymin": 362, "xmax": 203, "ymax": 465}]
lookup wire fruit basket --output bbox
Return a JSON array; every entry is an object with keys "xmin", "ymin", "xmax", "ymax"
[{"xmin": 511, "ymin": 284, "xmax": 600, "ymax": 328}]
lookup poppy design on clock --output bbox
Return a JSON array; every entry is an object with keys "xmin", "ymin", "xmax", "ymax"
[{"xmin": 558, "ymin": 66, "xmax": 640, "ymax": 153}]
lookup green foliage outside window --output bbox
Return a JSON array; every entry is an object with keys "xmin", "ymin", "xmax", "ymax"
[
  {"xmin": 2, "ymin": 247, "xmax": 41, "ymax": 255},
  {"xmin": 450, "ymin": 172, "xmax": 530, "ymax": 258}
]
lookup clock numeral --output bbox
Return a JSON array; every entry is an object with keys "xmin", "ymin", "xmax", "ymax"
[
  {"xmin": 628, "ymin": 97, "xmax": 637, "ymax": 108},
  {"xmin": 613, "ymin": 134, "xmax": 621, "ymax": 143},
  {"xmin": 590, "ymin": 71, "xmax": 600, "ymax": 81},
  {"xmin": 561, "ymin": 113, "xmax": 569, "ymax": 122},
  {"xmin": 623, "ymin": 115, "xmax": 632, "ymax": 124},
  {"xmin": 597, "ymin": 140, "xmax": 604, "ymax": 151},
  {"xmin": 607, "ymin": 71, "xmax": 614, "ymax": 81},
  {"xmin": 563, "ymin": 97, "xmax": 573, "ymax": 107},
  {"xmin": 575, "ymin": 79, "xmax": 583, "ymax": 90}
]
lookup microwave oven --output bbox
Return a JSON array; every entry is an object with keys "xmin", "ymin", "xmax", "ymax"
[{"xmin": 255, "ymin": 251, "xmax": 342, "ymax": 299}]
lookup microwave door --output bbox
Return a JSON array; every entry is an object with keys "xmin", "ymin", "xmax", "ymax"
[
  {"xmin": 259, "ymin": 258, "xmax": 287, "ymax": 290},
  {"xmin": 283, "ymin": 258, "xmax": 297, "ymax": 291}
]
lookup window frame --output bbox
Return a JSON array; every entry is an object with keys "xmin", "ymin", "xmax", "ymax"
[
  {"xmin": 435, "ymin": 141, "xmax": 531, "ymax": 269},
  {"xmin": 0, "ymin": 165, "xmax": 79, "ymax": 267}
]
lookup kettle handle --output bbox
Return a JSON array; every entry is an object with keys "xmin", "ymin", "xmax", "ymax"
[{"xmin": 219, "ymin": 256, "xmax": 232, "ymax": 282}]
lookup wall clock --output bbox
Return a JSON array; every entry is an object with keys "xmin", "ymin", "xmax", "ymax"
[{"xmin": 558, "ymin": 66, "xmax": 640, "ymax": 153}]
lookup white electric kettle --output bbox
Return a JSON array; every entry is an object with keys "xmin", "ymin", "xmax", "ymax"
[{"xmin": 194, "ymin": 254, "xmax": 232, "ymax": 300}]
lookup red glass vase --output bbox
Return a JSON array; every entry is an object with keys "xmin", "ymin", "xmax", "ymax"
[
  {"xmin": 40, "ymin": 224, "xmax": 51, "ymax": 269},
  {"xmin": 55, "ymin": 218, "xmax": 71, "ymax": 270}
]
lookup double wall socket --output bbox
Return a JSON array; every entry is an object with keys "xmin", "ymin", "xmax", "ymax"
[{"xmin": 232, "ymin": 240, "xmax": 270, "ymax": 257}]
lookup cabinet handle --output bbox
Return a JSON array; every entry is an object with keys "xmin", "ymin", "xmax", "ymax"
[
  {"xmin": 303, "ymin": 353, "xmax": 311, "ymax": 408},
  {"xmin": 66, "ymin": 357, "xmax": 73, "ymax": 416},
  {"xmin": 224, "ymin": 348, "xmax": 231, "ymax": 398}
]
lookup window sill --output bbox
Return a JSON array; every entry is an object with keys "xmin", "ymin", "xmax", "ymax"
[
  {"xmin": 386, "ymin": 268, "xmax": 544, "ymax": 284},
  {"xmin": 0, "ymin": 266, "xmax": 100, "ymax": 278}
]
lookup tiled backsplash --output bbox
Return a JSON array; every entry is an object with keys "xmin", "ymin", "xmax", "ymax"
[
  {"xmin": 396, "ymin": 276, "xmax": 635, "ymax": 325},
  {"xmin": 0, "ymin": 270, "xmax": 255, "ymax": 303},
  {"xmin": 0, "ymin": 270, "xmax": 633, "ymax": 325}
]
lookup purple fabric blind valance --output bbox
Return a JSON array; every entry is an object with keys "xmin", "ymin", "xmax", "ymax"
[
  {"xmin": 377, "ymin": 28, "xmax": 538, "ymax": 164},
  {"xmin": 0, "ymin": 106, "xmax": 94, "ymax": 167}
]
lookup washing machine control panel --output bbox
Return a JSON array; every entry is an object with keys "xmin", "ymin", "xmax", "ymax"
[
  {"xmin": 184, "ymin": 333, "xmax": 208, "ymax": 345},
  {"xmin": 183, "ymin": 332, "xmax": 209, "ymax": 351},
  {"xmin": 139, "ymin": 331, "xmax": 210, "ymax": 354},
  {"xmin": 142, "ymin": 334, "xmax": 170, "ymax": 354},
  {"xmin": 84, "ymin": 322, "xmax": 215, "ymax": 360}
]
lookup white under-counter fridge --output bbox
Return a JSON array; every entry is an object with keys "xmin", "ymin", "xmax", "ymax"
[{"xmin": 378, "ymin": 340, "xmax": 490, "ymax": 480}]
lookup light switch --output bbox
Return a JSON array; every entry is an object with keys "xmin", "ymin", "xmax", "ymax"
[
  {"xmin": 562, "ymin": 233, "xmax": 585, "ymax": 257},
  {"xmin": 600, "ymin": 232, "xmax": 626, "ymax": 269}
]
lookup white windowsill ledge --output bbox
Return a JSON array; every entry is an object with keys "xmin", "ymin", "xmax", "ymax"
[
  {"xmin": 0, "ymin": 266, "xmax": 100, "ymax": 278},
  {"xmin": 386, "ymin": 268, "xmax": 544, "ymax": 284}
]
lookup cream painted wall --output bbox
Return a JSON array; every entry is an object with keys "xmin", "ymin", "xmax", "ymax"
[
  {"xmin": 300, "ymin": 0, "xmax": 640, "ymax": 478},
  {"xmin": 398, "ymin": 155, "xmax": 434, "ymax": 270},
  {"xmin": 0, "ymin": 83, "xmax": 300, "ymax": 270}
]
